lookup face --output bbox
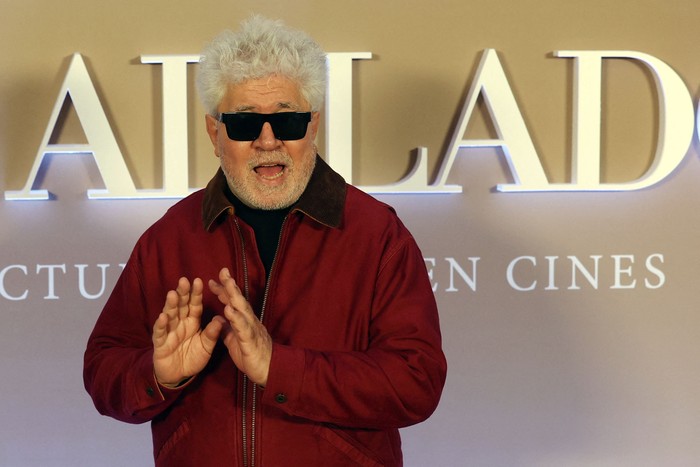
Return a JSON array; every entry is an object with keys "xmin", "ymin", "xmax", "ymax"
[{"xmin": 205, "ymin": 75, "xmax": 320, "ymax": 210}]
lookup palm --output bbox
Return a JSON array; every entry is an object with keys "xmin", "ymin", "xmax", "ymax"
[
  {"xmin": 152, "ymin": 277, "xmax": 220, "ymax": 386},
  {"xmin": 154, "ymin": 314, "xmax": 210, "ymax": 381}
]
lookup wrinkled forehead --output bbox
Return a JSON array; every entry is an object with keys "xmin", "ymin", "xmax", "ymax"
[{"xmin": 220, "ymin": 75, "xmax": 310, "ymax": 113}]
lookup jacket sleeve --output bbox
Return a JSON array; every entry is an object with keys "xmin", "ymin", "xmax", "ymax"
[
  {"xmin": 83, "ymin": 247, "xmax": 184, "ymax": 424},
  {"xmin": 261, "ymin": 235, "xmax": 447, "ymax": 429}
]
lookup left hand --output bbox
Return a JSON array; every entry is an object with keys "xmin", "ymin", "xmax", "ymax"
[{"xmin": 208, "ymin": 267, "xmax": 273, "ymax": 386}]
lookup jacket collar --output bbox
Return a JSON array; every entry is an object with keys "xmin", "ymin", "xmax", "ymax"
[{"xmin": 202, "ymin": 156, "xmax": 347, "ymax": 232}]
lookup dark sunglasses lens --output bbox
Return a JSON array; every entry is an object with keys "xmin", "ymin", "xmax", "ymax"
[
  {"xmin": 222, "ymin": 113, "xmax": 264, "ymax": 141},
  {"xmin": 221, "ymin": 113, "xmax": 311, "ymax": 141},
  {"xmin": 268, "ymin": 113, "xmax": 311, "ymax": 140}
]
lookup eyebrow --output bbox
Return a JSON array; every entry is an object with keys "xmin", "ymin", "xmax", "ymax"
[{"xmin": 232, "ymin": 102, "xmax": 302, "ymax": 112}]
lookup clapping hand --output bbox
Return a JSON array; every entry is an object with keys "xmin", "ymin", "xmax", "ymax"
[
  {"xmin": 152, "ymin": 277, "xmax": 226, "ymax": 387},
  {"xmin": 208, "ymin": 268, "xmax": 273, "ymax": 387}
]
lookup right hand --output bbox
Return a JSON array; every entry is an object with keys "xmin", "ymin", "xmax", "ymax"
[{"xmin": 152, "ymin": 277, "xmax": 225, "ymax": 387}]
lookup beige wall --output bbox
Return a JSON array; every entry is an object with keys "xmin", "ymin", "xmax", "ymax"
[
  {"xmin": 6, "ymin": 0, "xmax": 698, "ymax": 189},
  {"xmin": 2, "ymin": 1, "xmax": 700, "ymax": 466}
]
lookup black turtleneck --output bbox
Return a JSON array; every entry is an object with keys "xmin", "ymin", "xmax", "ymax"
[{"xmin": 228, "ymin": 192, "xmax": 291, "ymax": 279}]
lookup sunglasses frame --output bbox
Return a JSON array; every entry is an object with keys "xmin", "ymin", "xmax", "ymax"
[{"xmin": 218, "ymin": 112, "xmax": 312, "ymax": 141}]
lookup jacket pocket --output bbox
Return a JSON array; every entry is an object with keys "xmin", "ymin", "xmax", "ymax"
[
  {"xmin": 156, "ymin": 419, "xmax": 191, "ymax": 463},
  {"xmin": 314, "ymin": 424, "xmax": 384, "ymax": 467}
]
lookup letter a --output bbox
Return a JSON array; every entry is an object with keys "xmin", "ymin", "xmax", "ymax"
[
  {"xmin": 5, "ymin": 53, "xmax": 137, "ymax": 200},
  {"xmin": 432, "ymin": 49, "xmax": 550, "ymax": 193}
]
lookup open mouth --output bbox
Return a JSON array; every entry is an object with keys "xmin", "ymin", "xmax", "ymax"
[{"xmin": 254, "ymin": 163, "xmax": 286, "ymax": 180}]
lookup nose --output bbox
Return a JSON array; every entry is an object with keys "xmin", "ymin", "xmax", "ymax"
[{"xmin": 253, "ymin": 122, "xmax": 282, "ymax": 150}]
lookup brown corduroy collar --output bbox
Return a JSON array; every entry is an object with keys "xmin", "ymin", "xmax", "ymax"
[{"xmin": 201, "ymin": 156, "xmax": 347, "ymax": 232}]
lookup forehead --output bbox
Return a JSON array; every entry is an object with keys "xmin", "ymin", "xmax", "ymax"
[{"xmin": 221, "ymin": 75, "xmax": 308, "ymax": 112}]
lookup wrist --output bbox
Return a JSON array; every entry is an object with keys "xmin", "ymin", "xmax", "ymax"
[{"xmin": 156, "ymin": 374, "xmax": 192, "ymax": 389}]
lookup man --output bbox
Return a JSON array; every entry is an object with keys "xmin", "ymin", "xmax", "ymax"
[{"xmin": 84, "ymin": 15, "xmax": 446, "ymax": 467}]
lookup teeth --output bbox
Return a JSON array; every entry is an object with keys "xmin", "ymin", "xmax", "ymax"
[{"xmin": 254, "ymin": 164, "xmax": 285, "ymax": 179}]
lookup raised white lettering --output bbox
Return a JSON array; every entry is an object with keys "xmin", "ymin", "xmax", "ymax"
[
  {"xmin": 611, "ymin": 254, "xmax": 636, "ymax": 289},
  {"xmin": 568, "ymin": 255, "xmax": 601, "ymax": 290},
  {"xmin": 141, "ymin": 55, "xmax": 200, "ymax": 197},
  {"xmin": 5, "ymin": 54, "xmax": 138, "ymax": 200},
  {"xmin": 36, "ymin": 264, "xmax": 66, "ymax": 300},
  {"xmin": 325, "ymin": 52, "xmax": 372, "ymax": 184},
  {"xmin": 75, "ymin": 264, "xmax": 110, "ymax": 299},
  {"xmin": 445, "ymin": 257, "xmax": 479, "ymax": 292},
  {"xmin": 550, "ymin": 51, "xmax": 695, "ymax": 191},
  {"xmin": 507, "ymin": 256, "xmax": 537, "ymax": 292},
  {"xmin": 0, "ymin": 265, "xmax": 29, "ymax": 301},
  {"xmin": 5, "ymin": 50, "xmax": 695, "ymax": 199},
  {"xmin": 645, "ymin": 254, "xmax": 665, "ymax": 289},
  {"xmin": 433, "ymin": 49, "xmax": 548, "ymax": 193}
]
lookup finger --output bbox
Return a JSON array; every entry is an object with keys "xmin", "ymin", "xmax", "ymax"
[
  {"xmin": 223, "ymin": 304, "xmax": 258, "ymax": 344},
  {"xmin": 162, "ymin": 289, "xmax": 180, "ymax": 320},
  {"xmin": 157, "ymin": 289, "xmax": 182, "ymax": 350},
  {"xmin": 152, "ymin": 312, "xmax": 170, "ymax": 348},
  {"xmin": 219, "ymin": 268, "xmax": 248, "ymax": 312},
  {"xmin": 188, "ymin": 278, "xmax": 204, "ymax": 319},
  {"xmin": 208, "ymin": 279, "xmax": 230, "ymax": 306},
  {"xmin": 223, "ymin": 304, "xmax": 244, "ymax": 328},
  {"xmin": 175, "ymin": 277, "xmax": 192, "ymax": 321},
  {"xmin": 218, "ymin": 315, "xmax": 233, "ymax": 342},
  {"xmin": 220, "ymin": 317, "xmax": 237, "ymax": 353},
  {"xmin": 218, "ymin": 315, "xmax": 238, "ymax": 358}
]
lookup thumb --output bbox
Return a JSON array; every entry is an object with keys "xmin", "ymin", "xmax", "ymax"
[{"xmin": 200, "ymin": 316, "xmax": 226, "ymax": 352}]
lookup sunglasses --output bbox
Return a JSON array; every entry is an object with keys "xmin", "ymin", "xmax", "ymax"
[{"xmin": 218, "ymin": 112, "xmax": 312, "ymax": 141}]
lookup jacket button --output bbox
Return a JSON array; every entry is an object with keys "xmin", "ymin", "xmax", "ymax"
[
  {"xmin": 274, "ymin": 393, "xmax": 287, "ymax": 404},
  {"xmin": 146, "ymin": 386, "xmax": 155, "ymax": 397}
]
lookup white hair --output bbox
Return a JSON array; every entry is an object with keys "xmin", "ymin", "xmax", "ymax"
[{"xmin": 196, "ymin": 15, "xmax": 327, "ymax": 115}]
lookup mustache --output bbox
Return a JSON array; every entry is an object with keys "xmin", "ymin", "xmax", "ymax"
[{"xmin": 246, "ymin": 151, "xmax": 294, "ymax": 170}]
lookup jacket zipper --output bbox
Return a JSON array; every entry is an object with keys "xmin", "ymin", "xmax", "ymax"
[
  {"xmin": 233, "ymin": 215, "xmax": 288, "ymax": 467},
  {"xmin": 232, "ymin": 219, "xmax": 252, "ymax": 467},
  {"xmin": 252, "ymin": 214, "xmax": 289, "ymax": 467}
]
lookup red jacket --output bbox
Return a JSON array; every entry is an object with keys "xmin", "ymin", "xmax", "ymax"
[{"xmin": 84, "ymin": 157, "xmax": 446, "ymax": 467}]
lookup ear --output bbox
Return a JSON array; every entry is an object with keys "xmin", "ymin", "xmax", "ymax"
[{"xmin": 205, "ymin": 114, "xmax": 221, "ymax": 157}]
